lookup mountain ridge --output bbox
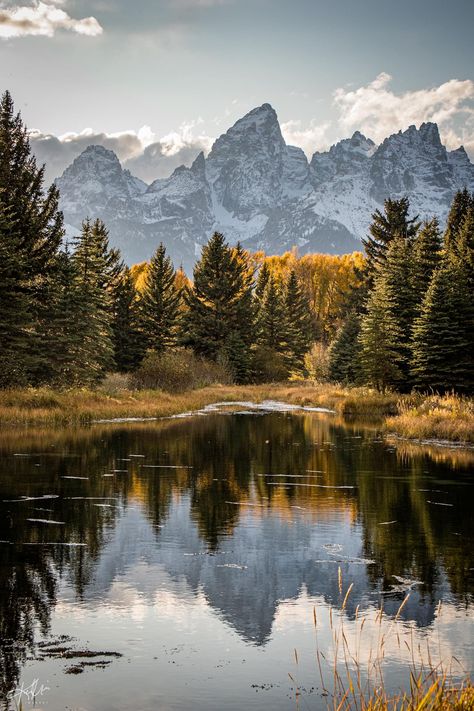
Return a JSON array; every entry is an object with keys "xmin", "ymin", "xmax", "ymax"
[{"xmin": 56, "ymin": 104, "xmax": 474, "ymax": 271}]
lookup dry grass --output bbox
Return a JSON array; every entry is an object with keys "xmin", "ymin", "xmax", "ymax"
[
  {"xmin": 290, "ymin": 577, "xmax": 473, "ymax": 711},
  {"xmin": 0, "ymin": 383, "xmax": 472, "ymax": 447},
  {"xmin": 0, "ymin": 382, "xmax": 401, "ymax": 426},
  {"xmin": 386, "ymin": 394, "xmax": 474, "ymax": 445}
]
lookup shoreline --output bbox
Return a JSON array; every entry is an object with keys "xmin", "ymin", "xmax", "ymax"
[{"xmin": 0, "ymin": 383, "xmax": 472, "ymax": 447}]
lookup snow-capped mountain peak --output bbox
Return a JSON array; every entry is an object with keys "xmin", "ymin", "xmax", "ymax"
[{"xmin": 55, "ymin": 106, "xmax": 474, "ymax": 271}]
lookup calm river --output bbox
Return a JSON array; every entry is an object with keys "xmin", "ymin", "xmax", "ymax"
[{"xmin": 0, "ymin": 402, "xmax": 473, "ymax": 710}]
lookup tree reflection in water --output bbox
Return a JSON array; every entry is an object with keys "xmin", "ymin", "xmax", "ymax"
[{"xmin": 0, "ymin": 411, "xmax": 472, "ymax": 700}]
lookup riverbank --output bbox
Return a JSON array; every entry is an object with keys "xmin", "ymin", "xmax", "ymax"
[{"xmin": 0, "ymin": 383, "xmax": 472, "ymax": 445}]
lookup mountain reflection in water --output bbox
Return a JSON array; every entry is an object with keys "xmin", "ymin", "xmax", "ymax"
[{"xmin": 0, "ymin": 409, "xmax": 473, "ymax": 710}]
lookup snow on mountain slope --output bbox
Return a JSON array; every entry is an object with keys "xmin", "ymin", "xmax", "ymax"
[{"xmin": 56, "ymin": 106, "xmax": 474, "ymax": 272}]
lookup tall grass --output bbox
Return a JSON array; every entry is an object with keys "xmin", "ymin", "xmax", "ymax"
[
  {"xmin": 386, "ymin": 394, "xmax": 474, "ymax": 444},
  {"xmin": 290, "ymin": 576, "xmax": 472, "ymax": 710},
  {"xmin": 0, "ymin": 382, "xmax": 472, "ymax": 447},
  {"xmin": 0, "ymin": 382, "xmax": 399, "ymax": 426}
]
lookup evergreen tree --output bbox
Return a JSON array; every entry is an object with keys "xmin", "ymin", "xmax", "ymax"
[
  {"xmin": 0, "ymin": 203, "xmax": 29, "ymax": 386},
  {"xmin": 444, "ymin": 188, "xmax": 473, "ymax": 256},
  {"xmin": 40, "ymin": 246, "xmax": 85, "ymax": 385},
  {"xmin": 455, "ymin": 206, "xmax": 474, "ymax": 286},
  {"xmin": 411, "ymin": 218, "xmax": 442, "ymax": 307},
  {"xmin": 328, "ymin": 312, "xmax": 360, "ymax": 384},
  {"xmin": 184, "ymin": 232, "xmax": 254, "ymax": 383},
  {"xmin": 358, "ymin": 276, "xmax": 403, "ymax": 392},
  {"xmin": 411, "ymin": 259, "xmax": 473, "ymax": 393},
  {"xmin": 284, "ymin": 270, "xmax": 312, "ymax": 373},
  {"xmin": 363, "ymin": 197, "xmax": 419, "ymax": 280},
  {"xmin": 255, "ymin": 261, "xmax": 270, "ymax": 301},
  {"xmin": 70, "ymin": 219, "xmax": 116, "ymax": 384},
  {"xmin": 257, "ymin": 275, "xmax": 287, "ymax": 353},
  {"xmin": 112, "ymin": 267, "xmax": 143, "ymax": 372},
  {"xmin": 140, "ymin": 243, "xmax": 181, "ymax": 353},
  {"xmin": 226, "ymin": 243, "xmax": 255, "ymax": 383},
  {"xmin": 0, "ymin": 90, "xmax": 63, "ymax": 385},
  {"xmin": 380, "ymin": 235, "xmax": 416, "ymax": 386}
]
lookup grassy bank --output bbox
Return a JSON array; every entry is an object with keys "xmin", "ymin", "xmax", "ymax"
[
  {"xmin": 0, "ymin": 382, "xmax": 399, "ymax": 426},
  {"xmin": 386, "ymin": 393, "xmax": 474, "ymax": 444},
  {"xmin": 0, "ymin": 383, "xmax": 472, "ymax": 445}
]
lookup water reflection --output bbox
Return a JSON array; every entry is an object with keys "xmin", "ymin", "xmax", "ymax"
[{"xmin": 0, "ymin": 409, "xmax": 473, "ymax": 708}]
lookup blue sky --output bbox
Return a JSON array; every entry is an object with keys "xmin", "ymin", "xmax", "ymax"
[{"xmin": 1, "ymin": 0, "xmax": 473, "ymax": 180}]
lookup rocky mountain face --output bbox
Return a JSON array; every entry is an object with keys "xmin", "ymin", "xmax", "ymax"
[{"xmin": 56, "ymin": 104, "xmax": 474, "ymax": 271}]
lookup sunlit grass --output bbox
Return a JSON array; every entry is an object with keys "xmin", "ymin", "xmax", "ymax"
[
  {"xmin": 0, "ymin": 381, "xmax": 399, "ymax": 425},
  {"xmin": 0, "ymin": 382, "xmax": 472, "ymax": 446},
  {"xmin": 386, "ymin": 394, "xmax": 474, "ymax": 444},
  {"xmin": 290, "ymin": 576, "xmax": 473, "ymax": 710}
]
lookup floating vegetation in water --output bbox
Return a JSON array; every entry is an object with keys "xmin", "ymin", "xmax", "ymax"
[
  {"xmin": 380, "ymin": 575, "xmax": 423, "ymax": 595},
  {"xmin": 3, "ymin": 494, "xmax": 59, "ymax": 502},
  {"xmin": 323, "ymin": 543, "xmax": 343, "ymax": 553},
  {"xmin": 141, "ymin": 464, "xmax": 194, "ymax": 469},
  {"xmin": 216, "ymin": 563, "xmax": 248, "ymax": 570},
  {"xmin": 427, "ymin": 500, "xmax": 454, "ymax": 507},
  {"xmin": 266, "ymin": 482, "xmax": 356, "ymax": 489}
]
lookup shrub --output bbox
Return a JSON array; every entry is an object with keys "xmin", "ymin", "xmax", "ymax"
[
  {"xmin": 99, "ymin": 372, "xmax": 132, "ymax": 395},
  {"xmin": 252, "ymin": 346, "xmax": 289, "ymax": 383},
  {"xmin": 304, "ymin": 342, "xmax": 330, "ymax": 382},
  {"xmin": 130, "ymin": 349, "xmax": 233, "ymax": 392}
]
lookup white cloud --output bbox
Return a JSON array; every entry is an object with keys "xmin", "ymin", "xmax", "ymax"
[
  {"xmin": 30, "ymin": 121, "xmax": 214, "ymax": 184},
  {"xmin": 0, "ymin": 1, "xmax": 103, "ymax": 39},
  {"xmin": 280, "ymin": 74, "xmax": 474, "ymax": 160},
  {"xmin": 125, "ymin": 120, "xmax": 213, "ymax": 182},
  {"xmin": 333, "ymin": 72, "xmax": 474, "ymax": 152},
  {"xmin": 280, "ymin": 119, "xmax": 331, "ymax": 156}
]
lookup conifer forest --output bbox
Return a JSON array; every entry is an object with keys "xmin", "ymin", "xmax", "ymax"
[{"xmin": 1, "ymin": 90, "xmax": 472, "ymax": 395}]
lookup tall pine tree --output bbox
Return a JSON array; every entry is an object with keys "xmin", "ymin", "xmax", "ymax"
[
  {"xmin": 328, "ymin": 312, "xmax": 360, "ymax": 384},
  {"xmin": 284, "ymin": 270, "xmax": 312, "ymax": 373},
  {"xmin": 363, "ymin": 197, "xmax": 419, "ymax": 281},
  {"xmin": 411, "ymin": 259, "xmax": 473, "ymax": 393},
  {"xmin": 411, "ymin": 218, "xmax": 442, "ymax": 307},
  {"xmin": 112, "ymin": 267, "xmax": 143, "ymax": 372},
  {"xmin": 184, "ymin": 232, "xmax": 254, "ymax": 383},
  {"xmin": 0, "ymin": 90, "xmax": 63, "ymax": 385},
  {"xmin": 69, "ymin": 219, "xmax": 116, "ymax": 384},
  {"xmin": 140, "ymin": 243, "xmax": 181, "ymax": 353},
  {"xmin": 444, "ymin": 188, "xmax": 473, "ymax": 256},
  {"xmin": 358, "ymin": 276, "xmax": 403, "ymax": 392}
]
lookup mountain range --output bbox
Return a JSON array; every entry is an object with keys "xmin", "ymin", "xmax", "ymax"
[{"xmin": 56, "ymin": 103, "xmax": 474, "ymax": 271}]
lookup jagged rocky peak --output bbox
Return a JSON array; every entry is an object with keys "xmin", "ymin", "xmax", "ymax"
[
  {"xmin": 57, "ymin": 144, "xmax": 147, "ymax": 202},
  {"xmin": 206, "ymin": 102, "xmax": 290, "ymax": 218},
  {"xmin": 377, "ymin": 122, "xmax": 446, "ymax": 161},
  {"xmin": 309, "ymin": 131, "xmax": 375, "ymax": 185},
  {"xmin": 61, "ymin": 144, "xmax": 122, "ymax": 178},
  {"xmin": 191, "ymin": 150, "xmax": 206, "ymax": 176},
  {"xmin": 418, "ymin": 121, "xmax": 443, "ymax": 146},
  {"xmin": 348, "ymin": 130, "xmax": 376, "ymax": 153},
  {"xmin": 207, "ymin": 102, "xmax": 285, "ymax": 168}
]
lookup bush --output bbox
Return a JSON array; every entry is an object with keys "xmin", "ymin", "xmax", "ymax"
[
  {"xmin": 304, "ymin": 342, "xmax": 330, "ymax": 382},
  {"xmin": 252, "ymin": 346, "xmax": 289, "ymax": 383},
  {"xmin": 130, "ymin": 349, "xmax": 233, "ymax": 392},
  {"xmin": 99, "ymin": 372, "xmax": 132, "ymax": 395}
]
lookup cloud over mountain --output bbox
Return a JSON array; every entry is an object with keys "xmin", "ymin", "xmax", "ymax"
[{"xmin": 0, "ymin": 0, "xmax": 102, "ymax": 39}]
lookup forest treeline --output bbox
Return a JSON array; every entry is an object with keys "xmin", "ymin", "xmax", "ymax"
[{"xmin": 0, "ymin": 90, "xmax": 473, "ymax": 393}]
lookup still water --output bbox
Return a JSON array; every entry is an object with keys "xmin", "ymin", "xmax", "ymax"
[{"xmin": 0, "ymin": 403, "xmax": 473, "ymax": 710}]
